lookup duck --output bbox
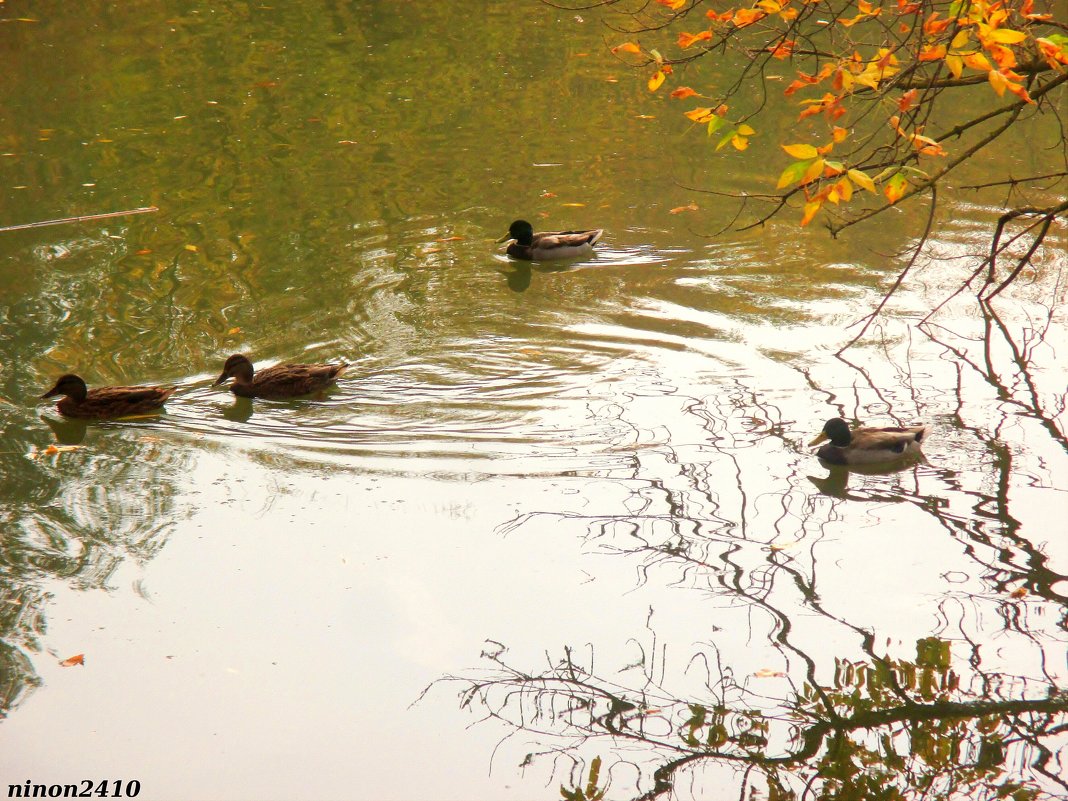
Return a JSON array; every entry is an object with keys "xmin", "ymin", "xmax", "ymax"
[
  {"xmin": 809, "ymin": 418, "xmax": 930, "ymax": 466},
  {"xmin": 40, "ymin": 373, "xmax": 176, "ymax": 419},
  {"xmin": 496, "ymin": 219, "xmax": 603, "ymax": 261},
  {"xmin": 213, "ymin": 353, "xmax": 346, "ymax": 399}
]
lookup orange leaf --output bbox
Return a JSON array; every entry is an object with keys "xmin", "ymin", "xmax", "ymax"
[
  {"xmin": 685, "ymin": 107, "xmax": 716, "ymax": 123},
  {"xmin": 768, "ymin": 40, "xmax": 796, "ymax": 60},
  {"xmin": 611, "ymin": 42, "xmax": 642, "ymax": 55},
  {"xmin": 60, "ymin": 654, "xmax": 85, "ymax": 667},
  {"xmin": 732, "ymin": 8, "xmax": 766, "ymax": 27},
  {"xmin": 987, "ymin": 69, "xmax": 1008, "ymax": 97},
  {"xmin": 670, "ymin": 86, "xmax": 698, "ymax": 99},
  {"xmin": 832, "ymin": 126, "xmax": 848, "ymax": 143},
  {"xmin": 897, "ymin": 89, "xmax": 918, "ymax": 112},
  {"xmin": 678, "ymin": 30, "xmax": 713, "ymax": 49},
  {"xmin": 669, "ymin": 202, "xmax": 699, "ymax": 214},
  {"xmin": 884, "ymin": 173, "xmax": 908, "ymax": 204},
  {"xmin": 656, "ymin": 0, "xmax": 687, "ymax": 8}
]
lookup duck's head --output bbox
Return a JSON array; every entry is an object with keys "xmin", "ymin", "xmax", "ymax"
[
  {"xmin": 809, "ymin": 418, "xmax": 852, "ymax": 447},
  {"xmin": 496, "ymin": 219, "xmax": 535, "ymax": 246},
  {"xmin": 41, "ymin": 374, "xmax": 88, "ymax": 401},
  {"xmin": 214, "ymin": 354, "xmax": 255, "ymax": 385}
]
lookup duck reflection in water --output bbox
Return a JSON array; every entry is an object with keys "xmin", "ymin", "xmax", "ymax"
[
  {"xmin": 807, "ymin": 459, "xmax": 924, "ymax": 500},
  {"xmin": 499, "ymin": 261, "xmax": 594, "ymax": 293}
]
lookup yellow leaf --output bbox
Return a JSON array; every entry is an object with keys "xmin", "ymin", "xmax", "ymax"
[
  {"xmin": 988, "ymin": 70, "xmax": 1008, "ymax": 96},
  {"xmin": 801, "ymin": 158, "xmax": 825, "ymax": 185},
  {"xmin": 184, "ymin": 244, "xmax": 199, "ymax": 252},
  {"xmin": 800, "ymin": 200, "xmax": 821, "ymax": 226},
  {"xmin": 648, "ymin": 70, "xmax": 666, "ymax": 92},
  {"xmin": 989, "ymin": 29, "xmax": 1027, "ymax": 45},
  {"xmin": 685, "ymin": 107, "xmax": 715, "ymax": 123},
  {"xmin": 561, "ymin": 202, "xmax": 587, "ymax": 207},
  {"xmin": 963, "ymin": 52, "xmax": 992, "ymax": 72},
  {"xmin": 736, "ymin": 124, "xmax": 756, "ymax": 136},
  {"xmin": 836, "ymin": 177, "xmax": 853, "ymax": 202},
  {"xmin": 951, "ymin": 29, "xmax": 971, "ymax": 49},
  {"xmin": 731, "ymin": 134, "xmax": 749, "ymax": 150},
  {"xmin": 945, "ymin": 54, "xmax": 964, "ymax": 79},
  {"xmin": 847, "ymin": 169, "xmax": 876, "ymax": 192},
  {"xmin": 782, "ymin": 143, "xmax": 819, "ymax": 159}
]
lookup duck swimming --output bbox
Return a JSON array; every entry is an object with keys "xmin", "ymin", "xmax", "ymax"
[
  {"xmin": 496, "ymin": 219, "xmax": 603, "ymax": 261},
  {"xmin": 213, "ymin": 354, "xmax": 346, "ymax": 399},
  {"xmin": 41, "ymin": 373, "xmax": 176, "ymax": 419},
  {"xmin": 809, "ymin": 418, "xmax": 930, "ymax": 466}
]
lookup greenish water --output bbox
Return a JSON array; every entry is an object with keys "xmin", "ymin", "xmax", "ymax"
[{"xmin": 0, "ymin": 3, "xmax": 1065, "ymax": 800}]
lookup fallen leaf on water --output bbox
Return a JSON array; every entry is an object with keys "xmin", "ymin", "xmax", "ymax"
[
  {"xmin": 1009, "ymin": 587, "xmax": 1028, "ymax": 599},
  {"xmin": 424, "ymin": 247, "xmax": 443, "ymax": 254},
  {"xmin": 60, "ymin": 654, "xmax": 85, "ymax": 667},
  {"xmin": 754, "ymin": 668, "xmax": 786, "ymax": 678},
  {"xmin": 27, "ymin": 444, "xmax": 83, "ymax": 460},
  {"xmin": 561, "ymin": 202, "xmax": 586, "ymax": 208},
  {"xmin": 136, "ymin": 248, "xmax": 152, "ymax": 256},
  {"xmin": 670, "ymin": 203, "xmax": 699, "ymax": 214},
  {"xmin": 184, "ymin": 244, "xmax": 198, "ymax": 252},
  {"xmin": 227, "ymin": 327, "xmax": 241, "ymax": 335},
  {"xmin": 436, "ymin": 236, "xmax": 464, "ymax": 242},
  {"xmin": 540, "ymin": 191, "xmax": 557, "ymax": 198},
  {"xmin": 338, "ymin": 140, "xmax": 358, "ymax": 145}
]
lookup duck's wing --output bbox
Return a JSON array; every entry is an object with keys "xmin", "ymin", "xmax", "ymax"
[
  {"xmin": 533, "ymin": 229, "xmax": 604, "ymax": 249},
  {"xmin": 851, "ymin": 425, "xmax": 929, "ymax": 451},
  {"xmin": 253, "ymin": 363, "xmax": 346, "ymax": 396},
  {"xmin": 79, "ymin": 386, "xmax": 175, "ymax": 417}
]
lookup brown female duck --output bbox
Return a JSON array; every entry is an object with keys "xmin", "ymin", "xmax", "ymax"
[
  {"xmin": 809, "ymin": 418, "xmax": 930, "ymax": 466},
  {"xmin": 41, "ymin": 373, "xmax": 176, "ymax": 419},
  {"xmin": 213, "ymin": 353, "xmax": 346, "ymax": 399}
]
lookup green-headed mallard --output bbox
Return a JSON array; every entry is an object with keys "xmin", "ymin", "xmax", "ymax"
[
  {"xmin": 41, "ymin": 373, "xmax": 176, "ymax": 419},
  {"xmin": 809, "ymin": 418, "xmax": 930, "ymax": 466},
  {"xmin": 496, "ymin": 219, "xmax": 603, "ymax": 261},
  {"xmin": 213, "ymin": 353, "xmax": 346, "ymax": 399}
]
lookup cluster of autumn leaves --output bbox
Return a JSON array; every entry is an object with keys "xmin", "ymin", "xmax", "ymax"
[{"xmin": 612, "ymin": 0, "xmax": 1068, "ymax": 226}]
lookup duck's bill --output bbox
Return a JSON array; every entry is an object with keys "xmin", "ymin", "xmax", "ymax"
[
  {"xmin": 40, "ymin": 388, "xmax": 60, "ymax": 399},
  {"xmin": 808, "ymin": 432, "xmax": 829, "ymax": 446},
  {"xmin": 212, "ymin": 372, "xmax": 229, "ymax": 386},
  {"xmin": 495, "ymin": 234, "xmax": 515, "ymax": 244}
]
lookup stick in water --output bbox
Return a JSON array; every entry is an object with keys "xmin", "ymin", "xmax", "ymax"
[{"xmin": 0, "ymin": 205, "xmax": 159, "ymax": 233}]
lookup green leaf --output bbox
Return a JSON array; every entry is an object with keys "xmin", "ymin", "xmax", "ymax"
[{"xmin": 777, "ymin": 159, "xmax": 813, "ymax": 189}]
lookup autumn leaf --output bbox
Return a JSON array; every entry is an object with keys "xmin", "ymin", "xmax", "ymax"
[
  {"xmin": 670, "ymin": 86, "xmax": 698, "ymax": 100},
  {"xmin": 782, "ymin": 143, "xmax": 818, "ymax": 160},
  {"xmin": 832, "ymin": 126, "xmax": 848, "ymax": 143},
  {"xmin": 800, "ymin": 200, "xmax": 822, "ymax": 226},
  {"xmin": 988, "ymin": 69, "xmax": 1009, "ymax": 97},
  {"xmin": 670, "ymin": 202, "xmax": 699, "ymax": 214},
  {"xmin": 678, "ymin": 30, "xmax": 713, "ymax": 49},
  {"xmin": 60, "ymin": 654, "xmax": 85, "ymax": 667},
  {"xmin": 611, "ymin": 42, "xmax": 642, "ymax": 55},
  {"xmin": 1009, "ymin": 587, "xmax": 1028, "ymax": 599},
  {"xmin": 897, "ymin": 89, "xmax": 918, "ymax": 112},
  {"xmin": 754, "ymin": 668, "xmax": 787, "ymax": 678},
  {"xmin": 884, "ymin": 172, "xmax": 909, "ymax": 204},
  {"xmin": 685, "ymin": 107, "xmax": 717, "ymax": 123},
  {"xmin": 847, "ymin": 168, "xmax": 876, "ymax": 193},
  {"xmin": 648, "ymin": 70, "xmax": 667, "ymax": 92},
  {"xmin": 777, "ymin": 160, "xmax": 812, "ymax": 189},
  {"xmin": 656, "ymin": 0, "xmax": 686, "ymax": 9}
]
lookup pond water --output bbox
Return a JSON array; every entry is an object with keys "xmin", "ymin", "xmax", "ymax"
[{"xmin": 0, "ymin": 3, "xmax": 1065, "ymax": 800}]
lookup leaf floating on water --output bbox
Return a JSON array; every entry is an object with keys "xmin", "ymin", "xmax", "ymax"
[
  {"xmin": 136, "ymin": 248, "xmax": 152, "ymax": 256},
  {"xmin": 1009, "ymin": 587, "xmax": 1028, "ymax": 599},
  {"xmin": 540, "ymin": 191, "xmax": 557, "ymax": 198},
  {"xmin": 27, "ymin": 444, "xmax": 84, "ymax": 460},
  {"xmin": 337, "ymin": 140, "xmax": 358, "ymax": 145},
  {"xmin": 670, "ymin": 203, "xmax": 698, "ymax": 214},
  {"xmin": 227, "ymin": 327, "xmax": 241, "ymax": 335},
  {"xmin": 183, "ymin": 244, "xmax": 198, "ymax": 252},
  {"xmin": 60, "ymin": 654, "xmax": 85, "ymax": 667},
  {"xmin": 754, "ymin": 668, "xmax": 786, "ymax": 678},
  {"xmin": 561, "ymin": 202, "xmax": 586, "ymax": 208},
  {"xmin": 436, "ymin": 236, "xmax": 464, "ymax": 242}
]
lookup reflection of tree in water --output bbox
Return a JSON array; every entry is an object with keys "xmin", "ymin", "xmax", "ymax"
[
  {"xmin": 0, "ymin": 411, "xmax": 190, "ymax": 719},
  {"xmin": 442, "ymin": 307, "xmax": 1067, "ymax": 799}
]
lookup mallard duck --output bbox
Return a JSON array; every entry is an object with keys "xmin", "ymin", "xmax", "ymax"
[
  {"xmin": 213, "ymin": 353, "xmax": 346, "ymax": 399},
  {"xmin": 496, "ymin": 219, "xmax": 603, "ymax": 261},
  {"xmin": 809, "ymin": 418, "xmax": 930, "ymax": 466},
  {"xmin": 40, "ymin": 373, "xmax": 176, "ymax": 419}
]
